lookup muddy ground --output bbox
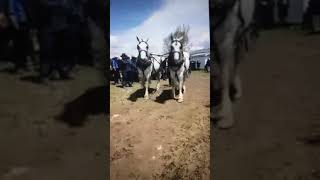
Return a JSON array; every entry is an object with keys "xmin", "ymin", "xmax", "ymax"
[
  {"xmin": 214, "ymin": 29, "xmax": 320, "ymax": 180},
  {"xmin": 110, "ymin": 71, "xmax": 210, "ymax": 179},
  {"xmin": 0, "ymin": 65, "xmax": 107, "ymax": 180}
]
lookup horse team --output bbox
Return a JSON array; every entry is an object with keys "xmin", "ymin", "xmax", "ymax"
[{"xmin": 135, "ymin": 35, "xmax": 190, "ymax": 103}]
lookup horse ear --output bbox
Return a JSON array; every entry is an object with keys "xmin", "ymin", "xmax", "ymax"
[
  {"xmin": 170, "ymin": 34, "xmax": 174, "ymax": 42},
  {"xmin": 136, "ymin": 36, "xmax": 140, "ymax": 43},
  {"xmin": 146, "ymin": 38, "xmax": 149, "ymax": 42}
]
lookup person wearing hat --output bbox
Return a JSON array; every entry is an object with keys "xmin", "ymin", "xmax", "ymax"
[{"xmin": 120, "ymin": 53, "xmax": 134, "ymax": 87}]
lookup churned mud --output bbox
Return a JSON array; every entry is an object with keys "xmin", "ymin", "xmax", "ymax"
[{"xmin": 110, "ymin": 71, "xmax": 210, "ymax": 180}]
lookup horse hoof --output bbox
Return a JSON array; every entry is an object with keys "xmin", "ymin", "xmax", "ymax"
[
  {"xmin": 178, "ymin": 98, "xmax": 184, "ymax": 103},
  {"xmin": 144, "ymin": 96, "xmax": 149, "ymax": 100}
]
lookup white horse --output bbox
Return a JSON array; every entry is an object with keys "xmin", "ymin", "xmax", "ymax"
[
  {"xmin": 167, "ymin": 36, "xmax": 190, "ymax": 103},
  {"xmin": 136, "ymin": 36, "xmax": 163, "ymax": 99},
  {"xmin": 211, "ymin": 0, "xmax": 257, "ymax": 128}
]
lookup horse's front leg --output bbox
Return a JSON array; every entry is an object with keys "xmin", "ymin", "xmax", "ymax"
[
  {"xmin": 213, "ymin": 43, "xmax": 235, "ymax": 129},
  {"xmin": 144, "ymin": 77, "xmax": 149, "ymax": 99},
  {"xmin": 231, "ymin": 67, "xmax": 242, "ymax": 101},
  {"xmin": 138, "ymin": 69, "xmax": 144, "ymax": 89},
  {"xmin": 156, "ymin": 72, "xmax": 161, "ymax": 92},
  {"xmin": 177, "ymin": 71, "xmax": 184, "ymax": 103},
  {"xmin": 169, "ymin": 69, "xmax": 177, "ymax": 99}
]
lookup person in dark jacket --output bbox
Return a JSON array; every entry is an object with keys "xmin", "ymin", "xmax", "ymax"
[
  {"xmin": 8, "ymin": 0, "xmax": 32, "ymax": 73},
  {"xmin": 111, "ymin": 57, "xmax": 120, "ymax": 84},
  {"xmin": 277, "ymin": 0, "xmax": 289, "ymax": 25},
  {"xmin": 121, "ymin": 53, "xmax": 134, "ymax": 87},
  {"xmin": 258, "ymin": 0, "xmax": 275, "ymax": 29},
  {"xmin": 38, "ymin": 0, "xmax": 78, "ymax": 82}
]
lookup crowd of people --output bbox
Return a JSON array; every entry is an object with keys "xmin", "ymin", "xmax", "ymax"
[
  {"xmin": 110, "ymin": 53, "xmax": 139, "ymax": 87},
  {"xmin": 0, "ymin": 0, "xmax": 93, "ymax": 84},
  {"xmin": 256, "ymin": 0, "xmax": 290, "ymax": 29},
  {"xmin": 256, "ymin": 0, "xmax": 320, "ymax": 31}
]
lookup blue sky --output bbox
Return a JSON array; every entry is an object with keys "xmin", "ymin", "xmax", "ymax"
[
  {"xmin": 110, "ymin": 0, "xmax": 210, "ymax": 58},
  {"xmin": 111, "ymin": 0, "xmax": 163, "ymax": 34}
]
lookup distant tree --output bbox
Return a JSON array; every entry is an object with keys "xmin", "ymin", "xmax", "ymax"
[{"xmin": 163, "ymin": 24, "xmax": 190, "ymax": 54}]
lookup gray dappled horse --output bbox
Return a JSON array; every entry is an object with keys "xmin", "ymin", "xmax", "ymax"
[
  {"xmin": 211, "ymin": 0, "xmax": 258, "ymax": 128},
  {"xmin": 167, "ymin": 35, "xmax": 190, "ymax": 103},
  {"xmin": 136, "ymin": 36, "xmax": 163, "ymax": 99}
]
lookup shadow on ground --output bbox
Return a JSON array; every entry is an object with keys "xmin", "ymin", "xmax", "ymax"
[
  {"xmin": 155, "ymin": 89, "xmax": 172, "ymax": 104},
  {"xmin": 305, "ymin": 31, "xmax": 320, "ymax": 36},
  {"xmin": 127, "ymin": 88, "xmax": 156, "ymax": 102},
  {"xmin": 20, "ymin": 75, "xmax": 45, "ymax": 84},
  {"xmin": 55, "ymin": 85, "xmax": 108, "ymax": 127}
]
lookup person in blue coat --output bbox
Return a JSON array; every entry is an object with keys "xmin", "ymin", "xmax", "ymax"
[{"xmin": 111, "ymin": 57, "xmax": 120, "ymax": 84}]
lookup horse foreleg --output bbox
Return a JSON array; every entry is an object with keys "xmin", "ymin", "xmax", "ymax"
[
  {"xmin": 177, "ymin": 71, "xmax": 184, "ymax": 103},
  {"xmin": 214, "ymin": 44, "xmax": 235, "ymax": 129},
  {"xmin": 144, "ymin": 77, "xmax": 149, "ymax": 99},
  {"xmin": 156, "ymin": 73, "xmax": 161, "ymax": 92},
  {"xmin": 169, "ymin": 70, "xmax": 177, "ymax": 99},
  {"xmin": 177, "ymin": 81, "xmax": 184, "ymax": 103},
  {"xmin": 231, "ymin": 67, "xmax": 242, "ymax": 101}
]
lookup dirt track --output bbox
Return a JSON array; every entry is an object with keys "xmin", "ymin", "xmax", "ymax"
[
  {"xmin": 110, "ymin": 71, "xmax": 210, "ymax": 179},
  {"xmin": 0, "ymin": 66, "xmax": 107, "ymax": 180},
  {"xmin": 214, "ymin": 29, "xmax": 320, "ymax": 180}
]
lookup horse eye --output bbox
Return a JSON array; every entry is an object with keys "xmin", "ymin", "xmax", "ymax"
[{"xmin": 146, "ymin": 46, "xmax": 149, "ymax": 49}]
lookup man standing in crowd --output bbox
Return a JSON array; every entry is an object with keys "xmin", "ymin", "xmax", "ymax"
[
  {"xmin": 67, "ymin": 0, "xmax": 89, "ymax": 67},
  {"xmin": 277, "ymin": 0, "xmax": 289, "ymax": 25},
  {"xmin": 0, "ymin": 5, "xmax": 12, "ymax": 61},
  {"xmin": 205, "ymin": 57, "xmax": 210, "ymax": 72},
  {"xmin": 8, "ymin": 0, "xmax": 32, "ymax": 73},
  {"xmin": 121, "ymin": 53, "xmax": 134, "ymax": 87},
  {"xmin": 257, "ymin": 0, "xmax": 275, "ymax": 29},
  {"xmin": 38, "ymin": 0, "xmax": 83, "ymax": 83},
  {"xmin": 111, "ymin": 57, "xmax": 120, "ymax": 85}
]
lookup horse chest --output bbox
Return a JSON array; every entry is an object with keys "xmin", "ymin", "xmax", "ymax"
[{"xmin": 137, "ymin": 58, "xmax": 152, "ymax": 71}]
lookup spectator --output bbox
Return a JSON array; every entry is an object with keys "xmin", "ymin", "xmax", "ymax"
[
  {"xmin": 38, "ymin": 0, "xmax": 75, "ymax": 82},
  {"xmin": 197, "ymin": 61, "xmax": 200, "ymax": 70},
  {"xmin": 121, "ymin": 53, "xmax": 134, "ymax": 87},
  {"xmin": 258, "ymin": 0, "xmax": 275, "ymax": 29},
  {"xmin": 277, "ymin": 0, "xmax": 289, "ymax": 25},
  {"xmin": 111, "ymin": 57, "xmax": 120, "ymax": 85},
  {"xmin": 8, "ymin": 0, "xmax": 32, "ymax": 73},
  {"xmin": 205, "ymin": 58, "xmax": 210, "ymax": 72}
]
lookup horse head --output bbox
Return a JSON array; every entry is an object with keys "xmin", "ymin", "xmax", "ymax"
[
  {"xmin": 170, "ymin": 35, "xmax": 184, "ymax": 61},
  {"xmin": 136, "ymin": 36, "xmax": 150, "ymax": 60}
]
